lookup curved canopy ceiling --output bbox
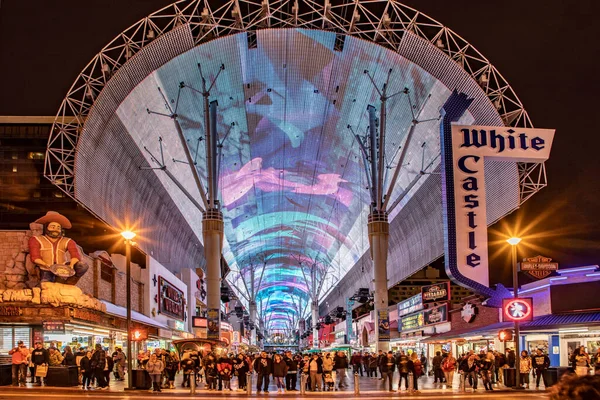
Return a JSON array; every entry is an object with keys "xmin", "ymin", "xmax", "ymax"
[{"xmin": 47, "ymin": 1, "xmax": 534, "ymax": 332}]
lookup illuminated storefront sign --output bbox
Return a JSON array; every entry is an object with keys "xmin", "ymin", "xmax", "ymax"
[
  {"xmin": 502, "ymin": 298, "xmax": 533, "ymax": 322},
  {"xmin": 397, "ymin": 294, "xmax": 423, "ymax": 317},
  {"xmin": 158, "ymin": 276, "xmax": 185, "ymax": 321},
  {"xmin": 421, "ymin": 282, "xmax": 450, "ymax": 304},
  {"xmin": 441, "ymin": 119, "xmax": 555, "ymax": 295},
  {"xmin": 400, "ymin": 312, "xmax": 424, "ymax": 331},
  {"xmin": 423, "ymin": 303, "xmax": 448, "ymax": 325}
]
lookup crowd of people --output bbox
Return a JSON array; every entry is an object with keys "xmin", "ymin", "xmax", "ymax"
[{"xmin": 7, "ymin": 341, "xmax": 600, "ymax": 394}]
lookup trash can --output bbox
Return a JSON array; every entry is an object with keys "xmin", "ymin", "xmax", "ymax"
[
  {"xmin": 0, "ymin": 364, "xmax": 12, "ymax": 386},
  {"xmin": 543, "ymin": 368, "xmax": 558, "ymax": 387},
  {"xmin": 46, "ymin": 366, "xmax": 79, "ymax": 387},
  {"xmin": 131, "ymin": 369, "xmax": 152, "ymax": 389},
  {"xmin": 504, "ymin": 368, "xmax": 516, "ymax": 388}
]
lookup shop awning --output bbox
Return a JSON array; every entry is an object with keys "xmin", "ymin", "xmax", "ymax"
[
  {"xmin": 102, "ymin": 301, "xmax": 169, "ymax": 329},
  {"xmin": 424, "ymin": 311, "xmax": 600, "ymax": 343}
]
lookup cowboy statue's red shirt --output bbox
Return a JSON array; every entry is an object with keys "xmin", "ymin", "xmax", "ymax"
[{"xmin": 29, "ymin": 235, "xmax": 81, "ymax": 265}]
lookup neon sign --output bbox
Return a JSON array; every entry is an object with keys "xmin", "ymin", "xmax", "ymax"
[{"xmin": 502, "ymin": 298, "xmax": 533, "ymax": 322}]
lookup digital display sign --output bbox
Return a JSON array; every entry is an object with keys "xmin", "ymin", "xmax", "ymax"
[
  {"xmin": 398, "ymin": 294, "xmax": 423, "ymax": 317},
  {"xmin": 423, "ymin": 303, "xmax": 448, "ymax": 325},
  {"xmin": 117, "ymin": 29, "xmax": 462, "ymax": 328},
  {"xmin": 400, "ymin": 312, "xmax": 424, "ymax": 332}
]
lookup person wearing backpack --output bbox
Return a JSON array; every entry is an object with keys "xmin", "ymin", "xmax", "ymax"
[{"xmin": 91, "ymin": 344, "xmax": 108, "ymax": 389}]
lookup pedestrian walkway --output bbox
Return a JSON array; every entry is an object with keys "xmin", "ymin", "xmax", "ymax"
[{"xmin": 3, "ymin": 371, "xmax": 551, "ymax": 396}]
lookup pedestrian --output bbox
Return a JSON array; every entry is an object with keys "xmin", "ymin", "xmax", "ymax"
[
  {"xmin": 494, "ymin": 350, "xmax": 506, "ymax": 384},
  {"xmin": 308, "ymin": 353, "xmax": 323, "ymax": 392},
  {"xmin": 273, "ymin": 354, "xmax": 289, "ymax": 393},
  {"xmin": 333, "ymin": 350, "xmax": 349, "ymax": 389},
  {"xmin": 380, "ymin": 351, "xmax": 395, "ymax": 392},
  {"xmin": 459, "ymin": 352, "xmax": 478, "ymax": 390},
  {"xmin": 376, "ymin": 349, "xmax": 384, "ymax": 379},
  {"xmin": 321, "ymin": 353, "xmax": 333, "ymax": 390},
  {"xmin": 571, "ymin": 346, "xmax": 591, "ymax": 377},
  {"xmin": 409, "ymin": 352, "xmax": 423, "ymax": 391},
  {"xmin": 532, "ymin": 349, "xmax": 551, "ymax": 388},
  {"xmin": 368, "ymin": 353, "xmax": 378, "ymax": 378},
  {"xmin": 351, "ymin": 351, "xmax": 363, "ymax": 376},
  {"xmin": 362, "ymin": 352, "xmax": 371, "ymax": 377},
  {"xmin": 146, "ymin": 353, "xmax": 164, "ymax": 392},
  {"xmin": 432, "ymin": 351, "xmax": 444, "ymax": 384},
  {"xmin": 520, "ymin": 350, "xmax": 532, "ymax": 389},
  {"xmin": 478, "ymin": 351, "xmax": 494, "ymax": 391},
  {"xmin": 593, "ymin": 348, "xmax": 600, "ymax": 375},
  {"xmin": 284, "ymin": 351, "xmax": 297, "ymax": 391},
  {"xmin": 180, "ymin": 351, "xmax": 195, "ymax": 388},
  {"xmin": 396, "ymin": 350, "xmax": 410, "ymax": 391},
  {"xmin": 91, "ymin": 343, "xmax": 108, "ymax": 390},
  {"xmin": 9, "ymin": 340, "xmax": 29, "ymax": 386},
  {"xmin": 114, "ymin": 347, "xmax": 126, "ymax": 381},
  {"xmin": 549, "ymin": 374, "xmax": 600, "ymax": 400},
  {"xmin": 104, "ymin": 350, "xmax": 114, "ymax": 385},
  {"xmin": 30, "ymin": 341, "xmax": 49, "ymax": 385},
  {"xmin": 80, "ymin": 351, "xmax": 93, "ymax": 390},
  {"xmin": 164, "ymin": 350, "xmax": 178, "ymax": 389},
  {"xmin": 441, "ymin": 351, "xmax": 456, "ymax": 388},
  {"xmin": 420, "ymin": 353, "xmax": 428, "ymax": 376},
  {"xmin": 233, "ymin": 353, "xmax": 249, "ymax": 391},
  {"xmin": 507, "ymin": 348, "xmax": 516, "ymax": 368},
  {"xmin": 254, "ymin": 351, "xmax": 272, "ymax": 393},
  {"xmin": 49, "ymin": 347, "xmax": 64, "ymax": 366},
  {"xmin": 62, "ymin": 346, "xmax": 77, "ymax": 366}
]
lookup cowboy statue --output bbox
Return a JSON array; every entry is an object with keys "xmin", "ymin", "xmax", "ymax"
[{"xmin": 28, "ymin": 211, "xmax": 89, "ymax": 285}]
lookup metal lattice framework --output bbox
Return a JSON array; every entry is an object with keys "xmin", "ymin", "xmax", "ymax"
[{"xmin": 45, "ymin": 0, "xmax": 545, "ymax": 201}]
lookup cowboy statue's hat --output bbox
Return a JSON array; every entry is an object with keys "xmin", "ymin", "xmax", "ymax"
[{"xmin": 34, "ymin": 211, "xmax": 72, "ymax": 229}]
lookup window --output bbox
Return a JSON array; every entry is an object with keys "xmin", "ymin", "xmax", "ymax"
[
  {"xmin": 100, "ymin": 264, "xmax": 113, "ymax": 283},
  {"xmin": 27, "ymin": 152, "xmax": 45, "ymax": 160},
  {"xmin": 11, "ymin": 152, "xmax": 18, "ymax": 160},
  {"xmin": 12, "ymin": 166, "xmax": 17, "ymax": 173},
  {"xmin": 53, "ymin": 191, "xmax": 65, "ymax": 198},
  {"xmin": 33, "ymin": 191, "xmax": 41, "ymax": 198},
  {"xmin": 0, "ymin": 327, "xmax": 31, "ymax": 354}
]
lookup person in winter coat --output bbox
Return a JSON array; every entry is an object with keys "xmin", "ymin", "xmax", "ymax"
[
  {"xmin": 321, "ymin": 353, "xmax": 333, "ymax": 391},
  {"xmin": 368, "ymin": 354, "xmax": 378, "ymax": 378},
  {"xmin": 308, "ymin": 354, "xmax": 323, "ymax": 392},
  {"xmin": 396, "ymin": 351, "xmax": 410, "ymax": 390},
  {"xmin": 104, "ymin": 352, "xmax": 114, "ymax": 385},
  {"xmin": 441, "ymin": 351, "xmax": 457, "ymax": 388},
  {"xmin": 333, "ymin": 351, "xmax": 349, "ymax": 389},
  {"xmin": 30, "ymin": 342, "xmax": 49, "ymax": 385},
  {"xmin": 351, "ymin": 351, "xmax": 363, "ymax": 376},
  {"xmin": 519, "ymin": 350, "xmax": 532, "ymax": 389},
  {"xmin": 180, "ymin": 352, "xmax": 196, "ymax": 388},
  {"xmin": 380, "ymin": 351, "xmax": 396, "ymax": 392},
  {"xmin": 409, "ymin": 352, "xmax": 423, "ymax": 391},
  {"xmin": 163, "ymin": 350, "xmax": 179, "ymax": 389},
  {"xmin": 254, "ymin": 351, "xmax": 273, "ymax": 393},
  {"xmin": 477, "ymin": 352, "xmax": 494, "ymax": 391},
  {"xmin": 80, "ymin": 351, "xmax": 93, "ymax": 390},
  {"xmin": 62, "ymin": 346, "xmax": 77, "ymax": 366},
  {"xmin": 272, "ymin": 354, "xmax": 289, "ymax": 393},
  {"xmin": 459, "ymin": 352, "xmax": 479, "ymax": 390},
  {"xmin": 48, "ymin": 348, "xmax": 64, "ymax": 366},
  {"xmin": 432, "ymin": 351, "xmax": 444, "ymax": 384},
  {"xmin": 204, "ymin": 355, "xmax": 218, "ymax": 390},
  {"xmin": 284, "ymin": 351, "xmax": 297, "ymax": 391},
  {"xmin": 218, "ymin": 355, "xmax": 233, "ymax": 391},
  {"xmin": 91, "ymin": 344, "xmax": 108, "ymax": 389},
  {"xmin": 233, "ymin": 353, "xmax": 249, "ymax": 391},
  {"xmin": 493, "ymin": 350, "xmax": 506, "ymax": 384},
  {"xmin": 532, "ymin": 349, "xmax": 551, "ymax": 388},
  {"xmin": 146, "ymin": 353, "xmax": 164, "ymax": 392}
]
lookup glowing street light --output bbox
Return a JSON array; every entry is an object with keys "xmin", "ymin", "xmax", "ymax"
[
  {"xmin": 507, "ymin": 237, "xmax": 522, "ymax": 246},
  {"xmin": 121, "ymin": 231, "xmax": 136, "ymax": 240},
  {"xmin": 507, "ymin": 235, "xmax": 524, "ymax": 389},
  {"xmin": 121, "ymin": 230, "xmax": 135, "ymax": 390}
]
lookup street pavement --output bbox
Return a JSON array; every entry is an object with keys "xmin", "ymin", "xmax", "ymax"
[{"xmin": 0, "ymin": 373, "xmax": 552, "ymax": 399}]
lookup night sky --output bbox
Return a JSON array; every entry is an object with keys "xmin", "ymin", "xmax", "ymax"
[{"xmin": 1, "ymin": 0, "xmax": 598, "ymax": 287}]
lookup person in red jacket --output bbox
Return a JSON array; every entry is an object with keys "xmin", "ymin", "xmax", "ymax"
[{"xmin": 217, "ymin": 354, "xmax": 233, "ymax": 391}]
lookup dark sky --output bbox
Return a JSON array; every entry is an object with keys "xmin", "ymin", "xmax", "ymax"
[{"xmin": 1, "ymin": 0, "xmax": 598, "ymax": 286}]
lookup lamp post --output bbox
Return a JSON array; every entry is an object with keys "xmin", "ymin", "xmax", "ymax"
[
  {"xmin": 121, "ymin": 230, "xmax": 136, "ymax": 390},
  {"xmin": 507, "ymin": 237, "xmax": 522, "ymax": 389}
]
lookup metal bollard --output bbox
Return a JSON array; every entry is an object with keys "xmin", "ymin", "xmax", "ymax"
[
  {"xmin": 300, "ymin": 374, "xmax": 307, "ymax": 395},
  {"xmin": 408, "ymin": 372, "xmax": 414, "ymax": 393},
  {"xmin": 246, "ymin": 372, "xmax": 252, "ymax": 395},
  {"xmin": 353, "ymin": 373, "xmax": 360, "ymax": 395},
  {"xmin": 190, "ymin": 371, "xmax": 196, "ymax": 395}
]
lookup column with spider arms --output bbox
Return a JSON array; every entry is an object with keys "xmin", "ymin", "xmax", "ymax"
[
  {"xmin": 351, "ymin": 69, "xmax": 441, "ymax": 352},
  {"xmin": 296, "ymin": 256, "xmax": 330, "ymax": 349}
]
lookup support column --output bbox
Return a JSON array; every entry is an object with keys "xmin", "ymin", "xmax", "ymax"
[
  {"xmin": 203, "ymin": 208, "xmax": 223, "ymax": 341},
  {"xmin": 368, "ymin": 210, "xmax": 389, "ymax": 352},
  {"xmin": 311, "ymin": 300, "xmax": 319, "ymax": 348},
  {"xmin": 249, "ymin": 300, "xmax": 257, "ymax": 346}
]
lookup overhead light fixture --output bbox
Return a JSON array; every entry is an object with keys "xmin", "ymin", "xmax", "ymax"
[{"xmin": 558, "ymin": 328, "xmax": 589, "ymax": 334}]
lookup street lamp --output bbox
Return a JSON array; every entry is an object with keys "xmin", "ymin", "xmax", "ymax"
[
  {"xmin": 507, "ymin": 237, "xmax": 522, "ymax": 389},
  {"xmin": 121, "ymin": 230, "xmax": 136, "ymax": 390}
]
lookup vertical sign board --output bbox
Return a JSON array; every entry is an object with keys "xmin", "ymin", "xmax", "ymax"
[
  {"xmin": 441, "ymin": 118, "xmax": 555, "ymax": 294},
  {"xmin": 346, "ymin": 298, "xmax": 355, "ymax": 344},
  {"xmin": 206, "ymin": 308, "xmax": 220, "ymax": 340},
  {"xmin": 377, "ymin": 309, "xmax": 390, "ymax": 342}
]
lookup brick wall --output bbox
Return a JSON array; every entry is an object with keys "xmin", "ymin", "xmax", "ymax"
[{"xmin": 449, "ymin": 303, "xmax": 500, "ymax": 331}]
